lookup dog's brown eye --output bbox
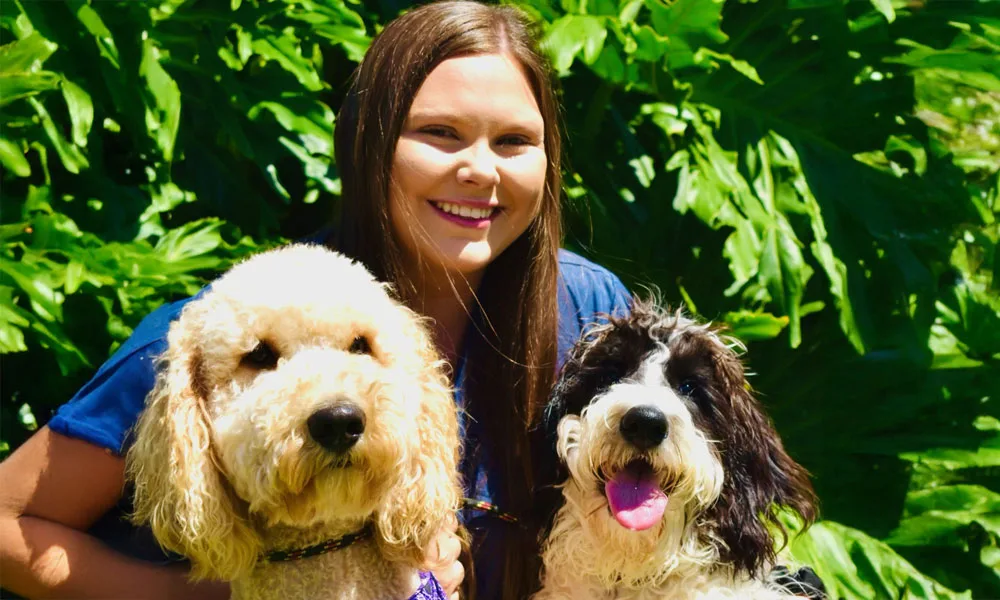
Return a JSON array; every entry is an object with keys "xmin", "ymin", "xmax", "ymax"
[
  {"xmin": 348, "ymin": 335, "xmax": 372, "ymax": 355},
  {"xmin": 242, "ymin": 341, "xmax": 279, "ymax": 370}
]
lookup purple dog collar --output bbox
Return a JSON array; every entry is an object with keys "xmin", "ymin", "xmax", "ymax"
[{"xmin": 412, "ymin": 571, "xmax": 447, "ymax": 600}]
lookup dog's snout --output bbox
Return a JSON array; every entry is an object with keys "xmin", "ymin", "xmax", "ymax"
[
  {"xmin": 307, "ymin": 403, "xmax": 366, "ymax": 453},
  {"xmin": 619, "ymin": 405, "xmax": 668, "ymax": 451}
]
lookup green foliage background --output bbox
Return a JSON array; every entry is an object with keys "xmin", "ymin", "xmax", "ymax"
[{"xmin": 1, "ymin": 0, "xmax": 998, "ymax": 596}]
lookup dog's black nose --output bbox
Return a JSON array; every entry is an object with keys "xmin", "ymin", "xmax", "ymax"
[
  {"xmin": 307, "ymin": 404, "xmax": 365, "ymax": 453},
  {"xmin": 619, "ymin": 405, "xmax": 668, "ymax": 450}
]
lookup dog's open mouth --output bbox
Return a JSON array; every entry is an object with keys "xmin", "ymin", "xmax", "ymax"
[{"xmin": 603, "ymin": 459, "xmax": 669, "ymax": 531}]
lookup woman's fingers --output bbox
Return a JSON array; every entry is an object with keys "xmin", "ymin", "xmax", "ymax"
[
  {"xmin": 433, "ymin": 554, "xmax": 464, "ymax": 597},
  {"xmin": 422, "ymin": 518, "xmax": 464, "ymax": 596}
]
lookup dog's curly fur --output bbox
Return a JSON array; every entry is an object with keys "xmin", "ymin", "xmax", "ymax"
[
  {"xmin": 126, "ymin": 244, "xmax": 461, "ymax": 600},
  {"xmin": 535, "ymin": 299, "xmax": 817, "ymax": 600}
]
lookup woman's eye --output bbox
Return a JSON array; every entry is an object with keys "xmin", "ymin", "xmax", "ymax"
[
  {"xmin": 421, "ymin": 126, "xmax": 457, "ymax": 139},
  {"xmin": 497, "ymin": 134, "xmax": 532, "ymax": 147},
  {"xmin": 348, "ymin": 335, "xmax": 372, "ymax": 355},
  {"xmin": 242, "ymin": 341, "xmax": 279, "ymax": 370}
]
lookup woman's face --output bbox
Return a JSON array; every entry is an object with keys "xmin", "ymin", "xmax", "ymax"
[{"xmin": 390, "ymin": 53, "xmax": 547, "ymax": 283}]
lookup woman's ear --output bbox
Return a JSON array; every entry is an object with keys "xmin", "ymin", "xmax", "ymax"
[
  {"xmin": 375, "ymin": 315, "xmax": 462, "ymax": 567},
  {"xmin": 126, "ymin": 312, "xmax": 262, "ymax": 581}
]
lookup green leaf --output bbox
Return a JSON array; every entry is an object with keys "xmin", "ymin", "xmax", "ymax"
[
  {"xmin": 901, "ymin": 440, "xmax": 1000, "ymax": 471},
  {"xmin": 0, "ymin": 137, "xmax": 31, "ymax": 177},
  {"xmin": 69, "ymin": 0, "xmax": 120, "ymax": 69},
  {"xmin": 723, "ymin": 221, "xmax": 763, "ymax": 296},
  {"xmin": 631, "ymin": 24, "xmax": 669, "ymax": 62},
  {"xmin": 693, "ymin": 47, "xmax": 763, "ymax": 84},
  {"xmin": 27, "ymin": 97, "xmax": 89, "ymax": 173},
  {"xmin": 0, "ymin": 286, "xmax": 29, "ymax": 353},
  {"xmin": 0, "ymin": 72, "xmax": 61, "ymax": 107},
  {"xmin": 760, "ymin": 221, "xmax": 811, "ymax": 347},
  {"xmin": 247, "ymin": 99, "xmax": 334, "ymax": 155},
  {"xmin": 140, "ymin": 182, "xmax": 196, "ymax": 229},
  {"xmin": 153, "ymin": 219, "xmax": 226, "ymax": 263},
  {"xmin": 0, "ymin": 253, "xmax": 63, "ymax": 322},
  {"xmin": 869, "ymin": 0, "xmax": 895, "ymax": 24},
  {"xmin": 277, "ymin": 137, "xmax": 338, "ymax": 194},
  {"xmin": 788, "ymin": 521, "xmax": 972, "ymax": 599},
  {"xmin": 299, "ymin": 6, "xmax": 371, "ymax": 64},
  {"xmin": 723, "ymin": 310, "xmax": 789, "ymax": 341},
  {"xmin": 619, "ymin": 0, "xmax": 643, "ymax": 25},
  {"xmin": 18, "ymin": 402, "xmax": 38, "ymax": 431},
  {"xmin": 0, "ymin": 31, "xmax": 57, "ymax": 75},
  {"xmin": 888, "ymin": 38, "xmax": 1000, "ymax": 93},
  {"xmin": 264, "ymin": 163, "xmax": 292, "ymax": 200},
  {"xmin": 773, "ymin": 136, "xmax": 865, "ymax": 353},
  {"xmin": 543, "ymin": 15, "xmax": 608, "ymax": 74},
  {"xmin": 26, "ymin": 316, "xmax": 90, "ymax": 374},
  {"xmin": 645, "ymin": 0, "xmax": 728, "ymax": 70},
  {"xmin": 139, "ymin": 38, "xmax": 181, "ymax": 162},
  {"xmin": 251, "ymin": 33, "xmax": 324, "ymax": 91},
  {"xmin": 60, "ymin": 79, "xmax": 93, "ymax": 147},
  {"xmin": 937, "ymin": 273, "xmax": 1000, "ymax": 361}
]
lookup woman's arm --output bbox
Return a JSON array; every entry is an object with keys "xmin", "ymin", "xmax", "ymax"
[{"xmin": 0, "ymin": 426, "xmax": 229, "ymax": 600}]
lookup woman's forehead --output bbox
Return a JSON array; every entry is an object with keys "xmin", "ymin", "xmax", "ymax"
[{"xmin": 408, "ymin": 54, "xmax": 543, "ymax": 126}]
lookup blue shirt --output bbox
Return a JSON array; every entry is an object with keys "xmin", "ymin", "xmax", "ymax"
[{"xmin": 48, "ymin": 248, "xmax": 630, "ymax": 593}]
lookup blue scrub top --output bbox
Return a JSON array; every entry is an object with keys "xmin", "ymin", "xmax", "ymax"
[{"xmin": 48, "ymin": 247, "xmax": 630, "ymax": 595}]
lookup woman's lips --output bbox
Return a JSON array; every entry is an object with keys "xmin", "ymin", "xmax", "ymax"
[{"xmin": 428, "ymin": 199, "xmax": 499, "ymax": 229}]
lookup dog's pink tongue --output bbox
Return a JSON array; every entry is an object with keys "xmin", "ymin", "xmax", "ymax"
[{"xmin": 604, "ymin": 461, "xmax": 668, "ymax": 531}]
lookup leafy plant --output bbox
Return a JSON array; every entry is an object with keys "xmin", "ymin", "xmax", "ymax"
[{"xmin": 1, "ymin": 0, "xmax": 997, "ymax": 596}]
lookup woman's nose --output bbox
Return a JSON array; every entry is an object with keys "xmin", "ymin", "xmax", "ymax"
[{"xmin": 456, "ymin": 140, "xmax": 500, "ymax": 187}]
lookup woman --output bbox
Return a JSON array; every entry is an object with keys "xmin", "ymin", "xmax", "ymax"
[{"xmin": 0, "ymin": 2, "xmax": 630, "ymax": 599}]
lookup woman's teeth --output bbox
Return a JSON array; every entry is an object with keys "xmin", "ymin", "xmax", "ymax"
[{"xmin": 433, "ymin": 201, "xmax": 494, "ymax": 219}]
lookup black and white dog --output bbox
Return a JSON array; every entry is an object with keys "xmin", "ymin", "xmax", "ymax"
[{"xmin": 535, "ymin": 300, "xmax": 819, "ymax": 600}]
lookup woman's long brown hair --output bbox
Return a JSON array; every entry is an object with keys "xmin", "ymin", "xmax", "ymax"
[{"xmin": 333, "ymin": 2, "xmax": 562, "ymax": 597}]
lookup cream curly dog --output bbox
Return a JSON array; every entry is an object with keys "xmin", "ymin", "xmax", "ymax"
[{"xmin": 126, "ymin": 244, "xmax": 461, "ymax": 600}]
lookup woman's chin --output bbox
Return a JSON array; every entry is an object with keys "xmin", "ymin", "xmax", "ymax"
[{"xmin": 425, "ymin": 243, "xmax": 498, "ymax": 280}]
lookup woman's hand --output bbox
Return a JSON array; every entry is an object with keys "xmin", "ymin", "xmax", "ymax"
[{"xmin": 421, "ymin": 513, "xmax": 464, "ymax": 600}]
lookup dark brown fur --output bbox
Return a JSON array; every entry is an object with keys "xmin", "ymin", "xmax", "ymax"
[{"xmin": 542, "ymin": 298, "xmax": 817, "ymax": 577}]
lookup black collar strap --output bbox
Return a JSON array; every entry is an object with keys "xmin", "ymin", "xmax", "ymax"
[
  {"xmin": 264, "ymin": 523, "xmax": 374, "ymax": 562},
  {"xmin": 264, "ymin": 499, "xmax": 518, "ymax": 563}
]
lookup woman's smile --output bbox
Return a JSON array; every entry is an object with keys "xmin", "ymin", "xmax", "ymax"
[{"xmin": 428, "ymin": 199, "xmax": 502, "ymax": 229}]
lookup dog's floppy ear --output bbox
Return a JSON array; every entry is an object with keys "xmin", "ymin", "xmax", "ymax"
[
  {"xmin": 127, "ymin": 308, "xmax": 262, "ymax": 580},
  {"xmin": 537, "ymin": 321, "xmax": 628, "ymax": 537},
  {"xmin": 541, "ymin": 320, "xmax": 619, "ymax": 452},
  {"xmin": 374, "ymin": 313, "xmax": 462, "ymax": 568},
  {"xmin": 707, "ymin": 344, "xmax": 817, "ymax": 577},
  {"xmin": 536, "ymin": 346, "xmax": 588, "ymax": 537}
]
